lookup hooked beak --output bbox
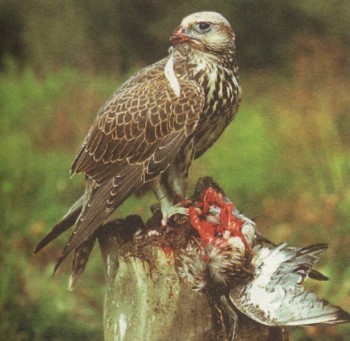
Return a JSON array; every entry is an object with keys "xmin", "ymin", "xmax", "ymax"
[{"xmin": 171, "ymin": 27, "xmax": 191, "ymax": 45}]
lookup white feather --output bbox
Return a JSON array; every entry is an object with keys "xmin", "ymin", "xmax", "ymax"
[
  {"xmin": 164, "ymin": 50, "xmax": 181, "ymax": 97},
  {"xmin": 229, "ymin": 244, "xmax": 349, "ymax": 326}
]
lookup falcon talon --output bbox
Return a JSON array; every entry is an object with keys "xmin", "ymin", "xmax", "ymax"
[
  {"xmin": 150, "ymin": 203, "xmax": 161, "ymax": 215},
  {"xmin": 174, "ymin": 214, "xmax": 189, "ymax": 225},
  {"xmin": 179, "ymin": 198, "xmax": 194, "ymax": 207},
  {"xmin": 161, "ymin": 206, "xmax": 189, "ymax": 227}
]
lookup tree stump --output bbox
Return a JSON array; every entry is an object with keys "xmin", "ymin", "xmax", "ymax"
[{"xmin": 97, "ymin": 178, "xmax": 288, "ymax": 341}]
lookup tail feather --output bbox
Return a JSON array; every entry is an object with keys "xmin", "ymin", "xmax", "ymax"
[
  {"xmin": 68, "ymin": 237, "xmax": 96, "ymax": 291},
  {"xmin": 34, "ymin": 197, "xmax": 83, "ymax": 254},
  {"xmin": 53, "ymin": 166, "xmax": 144, "ymax": 273}
]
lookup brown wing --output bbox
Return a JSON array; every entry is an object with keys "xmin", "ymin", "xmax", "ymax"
[
  {"xmin": 54, "ymin": 72, "xmax": 204, "ymax": 270},
  {"xmin": 72, "ymin": 78, "xmax": 202, "ymax": 181}
]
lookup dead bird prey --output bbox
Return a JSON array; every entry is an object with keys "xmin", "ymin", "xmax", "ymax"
[
  {"xmin": 34, "ymin": 12, "xmax": 241, "ymax": 288},
  {"xmin": 178, "ymin": 187, "xmax": 350, "ymax": 331}
]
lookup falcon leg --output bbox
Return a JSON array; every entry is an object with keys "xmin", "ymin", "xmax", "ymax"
[
  {"xmin": 163, "ymin": 140, "xmax": 195, "ymax": 201},
  {"xmin": 153, "ymin": 183, "xmax": 188, "ymax": 226},
  {"xmin": 153, "ymin": 141, "xmax": 195, "ymax": 226}
]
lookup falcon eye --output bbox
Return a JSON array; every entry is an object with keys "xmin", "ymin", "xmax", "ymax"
[{"xmin": 197, "ymin": 22, "xmax": 211, "ymax": 32}]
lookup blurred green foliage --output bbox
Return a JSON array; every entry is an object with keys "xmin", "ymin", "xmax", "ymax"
[
  {"xmin": 1, "ymin": 0, "xmax": 349, "ymax": 73},
  {"xmin": 0, "ymin": 1, "xmax": 349, "ymax": 340}
]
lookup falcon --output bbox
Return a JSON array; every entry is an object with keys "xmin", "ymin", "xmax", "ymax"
[{"xmin": 35, "ymin": 12, "xmax": 241, "ymax": 288}]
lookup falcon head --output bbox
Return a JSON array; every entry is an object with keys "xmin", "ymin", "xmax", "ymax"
[{"xmin": 171, "ymin": 12, "xmax": 235, "ymax": 54}]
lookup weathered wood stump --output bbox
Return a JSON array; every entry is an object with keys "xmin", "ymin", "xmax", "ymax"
[{"xmin": 97, "ymin": 178, "xmax": 288, "ymax": 341}]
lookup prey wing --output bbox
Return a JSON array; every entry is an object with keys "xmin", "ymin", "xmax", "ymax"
[{"xmin": 229, "ymin": 243, "xmax": 350, "ymax": 326}]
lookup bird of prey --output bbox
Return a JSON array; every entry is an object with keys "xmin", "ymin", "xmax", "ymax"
[{"xmin": 35, "ymin": 12, "xmax": 241, "ymax": 288}]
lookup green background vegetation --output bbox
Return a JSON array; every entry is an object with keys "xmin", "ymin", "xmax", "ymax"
[{"xmin": 0, "ymin": 0, "xmax": 349, "ymax": 340}]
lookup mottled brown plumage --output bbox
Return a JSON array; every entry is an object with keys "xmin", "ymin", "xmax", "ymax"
[{"xmin": 35, "ymin": 11, "xmax": 241, "ymax": 288}]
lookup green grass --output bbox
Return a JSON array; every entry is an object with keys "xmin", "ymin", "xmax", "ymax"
[{"xmin": 1, "ymin": 47, "xmax": 349, "ymax": 340}]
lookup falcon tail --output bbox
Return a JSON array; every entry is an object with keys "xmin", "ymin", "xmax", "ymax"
[
  {"xmin": 34, "ymin": 196, "xmax": 98, "ymax": 290},
  {"xmin": 68, "ymin": 237, "xmax": 96, "ymax": 291},
  {"xmin": 34, "ymin": 196, "xmax": 83, "ymax": 254}
]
